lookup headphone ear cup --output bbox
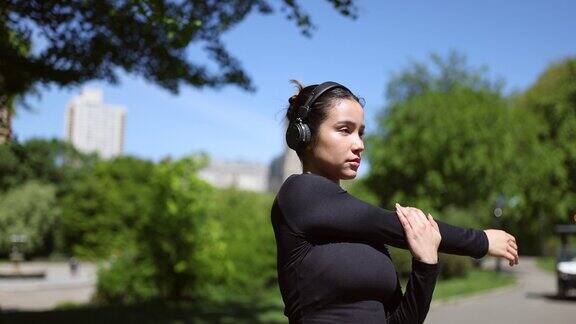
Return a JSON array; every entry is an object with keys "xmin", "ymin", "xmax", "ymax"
[
  {"xmin": 300, "ymin": 123, "xmax": 311, "ymax": 149},
  {"xmin": 286, "ymin": 121, "xmax": 311, "ymax": 151}
]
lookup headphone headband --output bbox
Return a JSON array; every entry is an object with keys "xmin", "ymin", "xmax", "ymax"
[
  {"xmin": 286, "ymin": 81, "xmax": 353, "ymax": 151},
  {"xmin": 296, "ymin": 81, "xmax": 352, "ymax": 120}
]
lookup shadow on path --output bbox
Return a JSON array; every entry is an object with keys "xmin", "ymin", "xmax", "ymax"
[
  {"xmin": 0, "ymin": 300, "xmax": 286, "ymax": 324},
  {"xmin": 525, "ymin": 292, "xmax": 576, "ymax": 302}
]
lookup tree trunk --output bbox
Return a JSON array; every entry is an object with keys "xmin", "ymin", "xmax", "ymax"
[{"xmin": 0, "ymin": 105, "xmax": 12, "ymax": 144}]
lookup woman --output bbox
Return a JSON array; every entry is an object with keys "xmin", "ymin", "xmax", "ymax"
[{"xmin": 270, "ymin": 80, "xmax": 519, "ymax": 324}]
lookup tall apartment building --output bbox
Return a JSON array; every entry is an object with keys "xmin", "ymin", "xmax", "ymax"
[{"xmin": 65, "ymin": 88, "xmax": 126, "ymax": 159}]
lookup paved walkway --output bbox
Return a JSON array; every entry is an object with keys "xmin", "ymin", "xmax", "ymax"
[
  {"xmin": 0, "ymin": 262, "xmax": 97, "ymax": 310},
  {"xmin": 426, "ymin": 257, "xmax": 575, "ymax": 324},
  {"xmin": 2, "ymin": 257, "xmax": 575, "ymax": 324}
]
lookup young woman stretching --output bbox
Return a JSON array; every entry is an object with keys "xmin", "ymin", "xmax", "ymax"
[{"xmin": 270, "ymin": 80, "xmax": 519, "ymax": 323}]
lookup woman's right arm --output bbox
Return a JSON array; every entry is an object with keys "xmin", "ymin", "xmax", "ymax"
[
  {"xmin": 383, "ymin": 205, "xmax": 442, "ymax": 324},
  {"xmin": 384, "ymin": 258, "xmax": 440, "ymax": 324}
]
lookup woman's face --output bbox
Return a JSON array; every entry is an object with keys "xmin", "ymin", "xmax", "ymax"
[{"xmin": 305, "ymin": 99, "xmax": 365, "ymax": 184}]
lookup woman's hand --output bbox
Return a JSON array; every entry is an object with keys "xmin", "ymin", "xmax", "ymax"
[
  {"xmin": 483, "ymin": 229, "xmax": 519, "ymax": 267},
  {"xmin": 395, "ymin": 203, "xmax": 442, "ymax": 265}
]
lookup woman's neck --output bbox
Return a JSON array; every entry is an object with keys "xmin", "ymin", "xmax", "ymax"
[{"xmin": 301, "ymin": 167, "xmax": 339, "ymax": 185}]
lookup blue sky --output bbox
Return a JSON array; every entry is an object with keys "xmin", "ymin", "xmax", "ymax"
[{"xmin": 13, "ymin": 0, "xmax": 576, "ymax": 178}]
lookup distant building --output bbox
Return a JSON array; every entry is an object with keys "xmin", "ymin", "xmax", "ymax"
[
  {"xmin": 64, "ymin": 88, "xmax": 126, "ymax": 159},
  {"xmin": 198, "ymin": 119, "xmax": 303, "ymax": 194},
  {"xmin": 197, "ymin": 159, "xmax": 269, "ymax": 193},
  {"xmin": 267, "ymin": 119, "xmax": 302, "ymax": 194}
]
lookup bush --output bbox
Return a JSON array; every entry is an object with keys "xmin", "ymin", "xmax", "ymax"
[
  {"xmin": 94, "ymin": 166, "xmax": 278, "ymax": 305},
  {"xmin": 93, "ymin": 242, "xmax": 158, "ymax": 305},
  {"xmin": 193, "ymin": 187, "xmax": 277, "ymax": 302},
  {"xmin": 60, "ymin": 156, "xmax": 155, "ymax": 259},
  {"xmin": 389, "ymin": 246, "xmax": 473, "ymax": 280},
  {"xmin": 437, "ymin": 253, "xmax": 474, "ymax": 280}
]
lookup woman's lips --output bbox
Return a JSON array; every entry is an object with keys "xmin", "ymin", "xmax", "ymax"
[{"xmin": 348, "ymin": 161, "xmax": 360, "ymax": 169}]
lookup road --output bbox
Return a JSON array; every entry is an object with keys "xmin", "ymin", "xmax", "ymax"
[{"xmin": 426, "ymin": 257, "xmax": 575, "ymax": 324}]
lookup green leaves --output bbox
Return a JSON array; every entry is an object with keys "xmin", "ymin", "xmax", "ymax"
[
  {"xmin": 364, "ymin": 51, "xmax": 572, "ymax": 254},
  {"xmin": 1, "ymin": 0, "xmax": 359, "ymax": 98},
  {"xmin": 0, "ymin": 181, "xmax": 60, "ymax": 255}
]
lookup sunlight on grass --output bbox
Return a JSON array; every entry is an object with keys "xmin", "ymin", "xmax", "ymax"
[{"xmin": 399, "ymin": 269, "xmax": 517, "ymax": 302}]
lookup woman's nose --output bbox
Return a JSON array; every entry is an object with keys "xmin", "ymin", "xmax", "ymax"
[{"xmin": 353, "ymin": 136, "xmax": 364, "ymax": 152}]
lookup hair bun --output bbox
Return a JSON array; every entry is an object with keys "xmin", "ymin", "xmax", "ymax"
[{"xmin": 288, "ymin": 95, "xmax": 298, "ymax": 105}]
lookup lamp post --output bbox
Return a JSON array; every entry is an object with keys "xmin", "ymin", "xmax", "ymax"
[
  {"xmin": 9, "ymin": 234, "xmax": 26, "ymax": 275},
  {"xmin": 492, "ymin": 195, "xmax": 505, "ymax": 272}
]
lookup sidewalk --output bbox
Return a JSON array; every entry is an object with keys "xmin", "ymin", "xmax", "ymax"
[{"xmin": 0, "ymin": 262, "xmax": 97, "ymax": 311}]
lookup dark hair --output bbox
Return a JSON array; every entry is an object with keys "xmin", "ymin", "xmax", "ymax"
[{"xmin": 285, "ymin": 79, "xmax": 365, "ymax": 163}]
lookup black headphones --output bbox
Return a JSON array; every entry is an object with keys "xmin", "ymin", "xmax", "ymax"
[{"xmin": 286, "ymin": 81, "xmax": 352, "ymax": 151}]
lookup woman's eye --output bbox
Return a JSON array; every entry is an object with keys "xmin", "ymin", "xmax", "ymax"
[{"xmin": 339, "ymin": 128, "xmax": 350, "ymax": 134}]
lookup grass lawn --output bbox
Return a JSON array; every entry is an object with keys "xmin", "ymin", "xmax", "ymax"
[
  {"xmin": 0, "ymin": 269, "xmax": 517, "ymax": 323},
  {"xmin": 431, "ymin": 269, "xmax": 516, "ymax": 301}
]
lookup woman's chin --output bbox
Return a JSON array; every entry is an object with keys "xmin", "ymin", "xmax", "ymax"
[{"xmin": 342, "ymin": 169, "xmax": 358, "ymax": 179}]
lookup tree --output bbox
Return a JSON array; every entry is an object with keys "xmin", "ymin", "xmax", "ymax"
[
  {"xmin": 0, "ymin": 101, "xmax": 13, "ymax": 144},
  {"xmin": 60, "ymin": 155, "xmax": 155, "ymax": 257},
  {"xmin": 364, "ymin": 51, "xmax": 563, "ymax": 253},
  {"xmin": 1, "ymin": 0, "xmax": 358, "ymax": 102},
  {"xmin": 136, "ymin": 153, "xmax": 214, "ymax": 300},
  {"xmin": 519, "ymin": 56, "xmax": 576, "ymax": 224},
  {"xmin": 0, "ymin": 32, "xmax": 33, "ymax": 143},
  {"xmin": 192, "ymin": 186, "xmax": 277, "ymax": 302},
  {"xmin": 0, "ymin": 181, "xmax": 60, "ymax": 256},
  {"xmin": 385, "ymin": 50, "xmax": 504, "ymax": 105},
  {"xmin": 0, "ymin": 138, "xmax": 93, "ymax": 194}
]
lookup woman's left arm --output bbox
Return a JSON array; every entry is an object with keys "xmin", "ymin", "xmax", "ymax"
[
  {"xmin": 340, "ymin": 192, "xmax": 488, "ymax": 259},
  {"xmin": 344, "ymin": 191, "xmax": 519, "ymax": 262},
  {"xmin": 279, "ymin": 173, "xmax": 518, "ymax": 263}
]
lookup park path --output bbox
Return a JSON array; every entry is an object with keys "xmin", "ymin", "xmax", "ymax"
[
  {"xmin": 1, "ymin": 257, "xmax": 575, "ymax": 324},
  {"xmin": 0, "ymin": 261, "xmax": 96, "ymax": 310},
  {"xmin": 426, "ymin": 256, "xmax": 575, "ymax": 324}
]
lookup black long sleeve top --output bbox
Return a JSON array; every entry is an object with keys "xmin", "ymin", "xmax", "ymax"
[{"xmin": 270, "ymin": 172, "xmax": 489, "ymax": 324}]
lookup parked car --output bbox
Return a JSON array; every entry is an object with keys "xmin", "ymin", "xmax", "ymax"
[{"xmin": 555, "ymin": 224, "xmax": 576, "ymax": 298}]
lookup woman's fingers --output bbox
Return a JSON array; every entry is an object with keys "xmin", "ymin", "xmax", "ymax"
[
  {"xmin": 505, "ymin": 234, "xmax": 519, "ymax": 265},
  {"xmin": 507, "ymin": 245, "xmax": 519, "ymax": 265},
  {"xmin": 395, "ymin": 203, "xmax": 413, "ymax": 232},
  {"xmin": 406, "ymin": 207, "xmax": 428, "ymax": 229},
  {"xmin": 397, "ymin": 204, "xmax": 441, "ymax": 238},
  {"xmin": 428, "ymin": 213, "xmax": 440, "ymax": 232},
  {"xmin": 508, "ymin": 242, "xmax": 518, "ymax": 254},
  {"xmin": 504, "ymin": 251, "xmax": 516, "ymax": 265}
]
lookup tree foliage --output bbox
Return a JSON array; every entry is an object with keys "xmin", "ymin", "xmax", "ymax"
[
  {"xmin": 0, "ymin": 181, "xmax": 60, "ymax": 256},
  {"xmin": 91, "ymin": 152, "xmax": 278, "ymax": 304},
  {"xmin": 519, "ymin": 56, "xmax": 576, "ymax": 221},
  {"xmin": 0, "ymin": 138, "xmax": 93, "ymax": 194},
  {"xmin": 136, "ymin": 153, "xmax": 214, "ymax": 300},
  {"xmin": 60, "ymin": 155, "xmax": 156, "ymax": 258},
  {"xmin": 364, "ymin": 51, "xmax": 564, "ymax": 254},
  {"xmin": 385, "ymin": 50, "xmax": 504, "ymax": 105},
  {"xmin": 1, "ymin": 0, "xmax": 358, "ymax": 101},
  {"xmin": 193, "ymin": 186, "xmax": 276, "ymax": 302}
]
